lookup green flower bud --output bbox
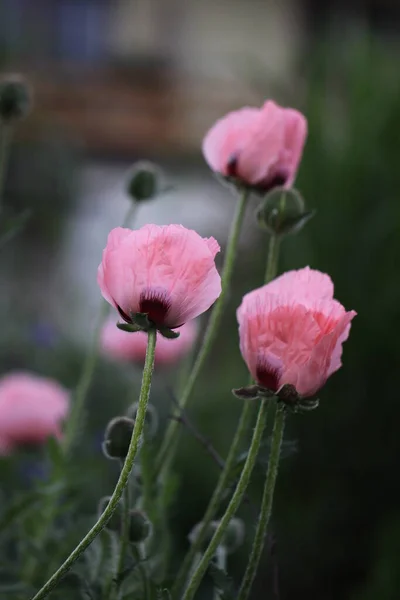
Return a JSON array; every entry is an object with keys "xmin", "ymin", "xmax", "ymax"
[
  {"xmin": 222, "ymin": 518, "xmax": 245, "ymax": 553},
  {"xmin": 188, "ymin": 518, "xmax": 245, "ymax": 554},
  {"xmin": 126, "ymin": 161, "xmax": 161, "ymax": 203},
  {"xmin": 0, "ymin": 74, "xmax": 32, "ymax": 122},
  {"xmin": 102, "ymin": 416, "xmax": 135, "ymax": 460},
  {"xmin": 129, "ymin": 509, "xmax": 152, "ymax": 543},
  {"xmin": 256, "ymin": 187, "xmax": 315, "ymax": 237},
  {"xmin": 97, "ymin": 496, "xmax": 121, "ymax": 531}
]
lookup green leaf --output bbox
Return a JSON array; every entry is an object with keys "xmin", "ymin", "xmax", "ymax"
[{"xmin": 0, "ymin": 491, "xmax": 43, "ymax": 534}]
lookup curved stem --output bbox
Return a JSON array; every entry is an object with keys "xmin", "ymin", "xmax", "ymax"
[
  {"xmin": 0, "ymin": 123, "xmax": 12, "ymax": 211},
  {"xmin": 63, "ymin": 302, "xmax": 109, "ymax": 454},
  {"xmin": 30, "ymin": 329, "xmax": 157, "ymax": 600},
  {"xmin": 171, "ymin": 403, "xmax": 253, "ymax": 598},
  {"xmin": 238, "ymin": 407, "xmax": 286, "ymax": 600},
  {"xmin": 109, "ymin": 463, "xmax": 131, "ymax": 600},
  {"xmin": 132, "ymin": 545, "xmax": 150, "ymax": 600},
  {"xmin": 154, "ymin": 189, "xmax": 249, "ymax": 479},
  {"xmin": 172, "ymin": 233, "xmax": 281, "ymax": 598},
  {"xmin": 213, "ymin": 546, "xmax": 227, "ymax": 600},
  {"xmin": 264, "ymin": 234, "xmax": 280, "ymax": 284},
  {"xmin": 181, "ymin": 400, "xmax": 269, "ymax": 600},
  {"xmin": 64, "ymin": 201, "xmax": 138, "ymax": 455}
]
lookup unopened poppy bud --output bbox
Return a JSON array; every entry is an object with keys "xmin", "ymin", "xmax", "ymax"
[
  {"xmin": 222, "ymin": 518, "xmax": 245, "ymax": 553},
  {"xmin": 97, "ymin": 496, "xmax": 121, "ymax": 531},
  {"xmin": 127, "ymin": 402, "xmax": 158, "ymax": 438},
  {"xmin": 188, "ymin": 521, "xmax": 216, "ymax": 549},
  {"xmin": 129, "ymin": 509, "xmax": 152, "ymax": 543},
  {"xmin": 126, "ymin": 161, "xmax": 161, "ymax": 203},
  {"xmin": 102, "ymin": 416, "xmax": 135, "ymax": 459},
  {"xmin": 0, "ymin": 74, "xmax": 32, "ymax": 122},
  {"xmin": 256, "ymin": 187, "xmax": 314, "ymax": 237},
  {"xmin": 189, "ymin": 518, "xmax": 245, "ymax": 555}
]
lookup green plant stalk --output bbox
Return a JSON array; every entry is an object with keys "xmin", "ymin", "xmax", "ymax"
[
  {"xmin": 181, "ymin": 399, "xmax": 269, "ymax": 600},
  {"xmin": 237, "ymin": 406, "xmax": 286, "ymax": 600},
  {"xmin": 154, "ymin": 189, "xmax": 249, "ymax": 479},
  {"xmin": 172, "ymin": 232, "xmax": 281, "ymax": 598},
  {"xmin": 30, "ymin": 329, "xmax": 157, "ymax": 600},
  {"xmin": 0, "ymin": 123, "xmax": 12, "ymax": 211},
  {"xmin": 213, "ymin": 545, "xmax": 227, "ymax": 600},
  {"xmin": 109, "ymin": 463, "xmax": 131, "ymax": 600},
  {"xmin": 23, "ymin": 203, "xmax": 139, "ymax": 584},
  {"xmin": 132, "ymin": 545, "xmax": 150, "ymax": 600},
  {"xmin": 63, "ymin": 201, "xmax": 138, "ymax": 455}
]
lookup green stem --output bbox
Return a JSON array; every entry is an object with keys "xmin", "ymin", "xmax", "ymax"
[
  {"xmin": 0, "ymin": 122, "xmax": 12, "ymax": 211},
  {"xmin": 264, "ymin": 234, "xmax": 280, "ymax": 284},
  {"xmin": 181, "ymin": 400, "xmax": 269, "ymax": 600},
  {"xmin": 132, "ymin": 545, "xmax": 150, "ymax": 600},
  {"xmin": 64, "ymin": 201, "xmax": 138, "ymax": 455},
  {"xmin": 171, "ymin": 403, "xmax": 253, "ymax": 598},
  {"xmin": 109, "ymin": 463, "xmax": 131, "ymax": 600},
  {"xmin": 154, "ymin": 189, "xmax": 249, "ymax": 479},
  {"xmin": 213, "ymin": 546, "xmax": 227, "ymax": 600},
  {"xmin": 63, "ymin": 302, "xmax": 109, "ymax": 454},
  {"xmin": 30, "ymin": 329, "xmax": 157, "ymax": 600},
  {"xmin": 172, "ymin": 233, "xmax": 281, "ymax": 598},
  {"xmin": 237, "ymin": 407, "xmax": 286, "ymax": 600}
]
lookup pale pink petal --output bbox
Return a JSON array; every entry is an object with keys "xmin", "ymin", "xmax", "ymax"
[
  {"xmin": 265, "ymin": 267, "xmax": 334, "ymax": 300},
  {"xmin": 202, "ymin": 99, "xmax": 307, "ymax": 189},
  {"xmin": 202, "ymin": 107, "xmax": 262, "ymax": 174},
  {"xmin": 327, "ymin": 311, "xmax": 357, "ymax": 376},
  {"xmin": 206, "ymin": 237, "xmax": 221, "ymax": 257},
  {"xmin": 98, "ymin": 224, "xmax": 221, "ymax": 328},
  {"xmin": 281, "ymin": 109, "xmax": 308, "ymax": 187},
  {"xmin": 0, "ymin": 372, "xmax": 70, "ymax": 451},
  {"xmin": 237, "ymin": 268, "xmax": 355, "ymax": 397},
  {"xmin": 293, "ymin": 312, "xmax": 355, "ymax": 397}
]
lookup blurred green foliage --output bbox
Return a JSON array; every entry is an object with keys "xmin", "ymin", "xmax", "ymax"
[{"xmin": 0, "ymin": 24, "xmax": 399, "ymax": 600}]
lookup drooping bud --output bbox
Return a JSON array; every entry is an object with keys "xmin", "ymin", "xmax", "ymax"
[
  {"xmin": 129, "ymin": 509, "xmax": 152, "ymax": 543},
  {"xmin": 0, "ymin": 74, "xmax": 32, "ymax": 122},
  {"xmin": 220, "ymin": 518, "xmax": 245, "ymax": 554},
  {"xmin": 102, "ymin": 416, "xmax": 135, "ymax": 459},
  {"xmin": 188, "ymin": 518, "xmax": 245, "ymax": 555},
  {"xmin": 126, "ymin": 161, "xmax": 161, "ymax": 203},
  {"xmin": 97, "ymin": 496, "xmax": 121, "ymax": 531},
  {"xmin": 256, "ymin": 187, "xmax": 314, "ymax": 237},
  {"xmin": 126, "ymin": 402, "xmax": 158, "ymax": 439}
]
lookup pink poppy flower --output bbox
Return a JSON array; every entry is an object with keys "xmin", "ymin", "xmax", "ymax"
[
  {"xmin": 237, "ymin": 268, "xmax": 356, "ymax": 397},
  {"xmin": 98, "ymin": 224, "xmax": 221, "ymax": 329},
  {"xmin": 203, "ymin": 100, "xmax": 307, "ymax": 191},
  {"xmin": 101, "ymin": 318, "xmax": 198, "ymax": 366},
  {"xmin": 0, "ymin": 372, "xmax": 69, "ymax": 454}
]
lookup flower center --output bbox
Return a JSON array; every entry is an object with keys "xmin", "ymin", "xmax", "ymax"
[
  {"xmin": 256, "ymin": 359, "xmax": 282, "ymax": 392},
  {"xmin": 139, "ymin": 289, "xmax": 171, "ymax": 327}
]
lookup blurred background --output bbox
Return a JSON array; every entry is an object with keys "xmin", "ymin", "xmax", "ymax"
[{"xmin": 0, "ymin": 0, "xmax": 400, "ymax": 599}]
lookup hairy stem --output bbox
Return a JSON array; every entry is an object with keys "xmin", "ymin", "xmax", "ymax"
[
  {"xmin": 30, "ymin": 329, "xmax": 157, "ymax": 600},
  {"xmin": 238, "ymin": 407, "xmax": 286, "ymax": 600},
  {"xmin": 172, "ymin": 232, "xmax": 281, "ymax": 598},
  {"xmin": 181, "ymin": 400, "xmax": 269, "ymax": 600},
  {"xmin": 154, "ymin": 189, "xmax": 249, "ymax": 479}
]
